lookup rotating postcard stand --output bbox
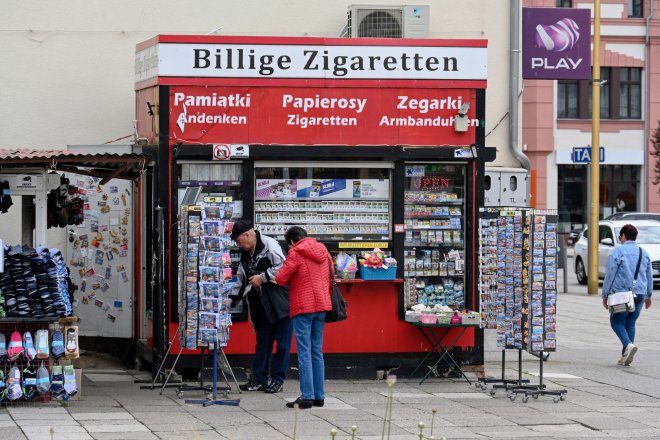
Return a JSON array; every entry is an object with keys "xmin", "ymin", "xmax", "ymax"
[
  {"xmin": 162, "ymin": 201, "xmax": 241, "ymax": 405},
  {"xmin": 477, "ymin": 208, "xmax": 566, "ymax": 402}
]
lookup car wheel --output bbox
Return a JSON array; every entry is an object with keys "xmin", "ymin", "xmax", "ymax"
[{"xmin": 576, "ymin": 257, "xmax": 587, "ymax": 285}]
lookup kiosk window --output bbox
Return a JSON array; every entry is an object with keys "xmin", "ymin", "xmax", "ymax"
[{"xmin": 254, "ymin": 162, "xmax": 392, "ymax": 242}]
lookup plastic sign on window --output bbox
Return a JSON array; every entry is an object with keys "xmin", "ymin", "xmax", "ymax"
[
  {"xmin": 212, "ymin": 144, "xmax": 250, "ymax": 161},
  {"xmin": 411, "ymin": 176, "xmax": 452, "ymax": 190}
]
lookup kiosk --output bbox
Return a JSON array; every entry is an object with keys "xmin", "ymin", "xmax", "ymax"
[{"xmin": 134, "ymin": 35, "xmax": 495, "ymax": 378}]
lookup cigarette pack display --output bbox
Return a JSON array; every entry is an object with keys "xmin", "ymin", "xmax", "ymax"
[{"xmin": 403, "ymin": 164, "xmax": 466, "ymax": 310}]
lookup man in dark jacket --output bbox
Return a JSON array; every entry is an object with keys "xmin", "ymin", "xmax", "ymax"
[{"xmin": 229, "ymin": 220, "xmax": 291, "ymax": 393}]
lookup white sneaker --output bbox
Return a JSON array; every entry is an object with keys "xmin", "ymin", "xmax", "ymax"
[
  {"xmin": 617, "ymin": 356, "xmax": 625, "ymax": 366},
  {"xmin": 622, "ymin": 343, "xmax": 638, "ymax": 366}
]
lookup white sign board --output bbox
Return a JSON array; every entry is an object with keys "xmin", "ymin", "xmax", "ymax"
[{"xmin": 137, "ymin": 41, "xmax": 487, "ymax": 82}]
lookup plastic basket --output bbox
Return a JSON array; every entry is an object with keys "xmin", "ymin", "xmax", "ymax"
[
  {"xmin": 336, "ymin": 270, "xmax": 357, "ymax": 280},
  {"xmin": 405, "ymin": 311, "xmax": 421, "ymax": 323},
  {"xmin": 359, "ymin": 266, "xmax": 397, "ymax": 280},
  {"xmin": 419, "ymin": 313, "xmax": 438, "ymax": 324},
  {"xmin": 436, "ymin": 313, "xmax": 453, "ymax": 324}
]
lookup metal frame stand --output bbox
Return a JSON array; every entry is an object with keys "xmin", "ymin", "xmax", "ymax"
[
  {"xmin": 175, "ymin": 347, "xmax": 213, "ymax": 398},
  {"xmin": 185, "ymin": 344, "xmax": 240, "ymax": 407},
  {"xmin": 138, "ymin": 322, "xmax": 187, "ymax": 389},
  {"xmin": 508, "ymin": 351, "xmax": 567, "ymax": 403},
  {"xmin": 476, "ymin": 349, "xmax": 530, "ymax": 396}
]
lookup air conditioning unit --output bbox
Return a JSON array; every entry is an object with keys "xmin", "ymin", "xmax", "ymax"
[{"xmin": 347, "ymin": 5, "xmax": 429, "ymax": 39}]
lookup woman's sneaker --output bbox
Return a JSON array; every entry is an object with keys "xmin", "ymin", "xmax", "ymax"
[
  {"xmin": 239, "ymin": 379, "xmax": 265, "ymax": 391},
  {"xmin": 622, "ymin": 343, "xmax": 638, "ymax": 366}
]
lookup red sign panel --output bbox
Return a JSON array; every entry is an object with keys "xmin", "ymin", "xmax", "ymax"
[{"xmin": 169, "ymin": 86, "xmax": 477, "ymax": 146}]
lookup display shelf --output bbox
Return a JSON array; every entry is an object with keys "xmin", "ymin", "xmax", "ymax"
[
  {"xmin": 403, "ymin": 243, "xmax": 464, "ymax": 248},
  {"xmin": 404, "ymin": 214, "xmax": 462, "ymax": 219},
  {"xmin": 403, "ymin": 164, "xmax": 467, "ymax": 310},
  {"xmin": 402, "ymin": 200, "xmax": 464, "ymax": 206},
  {"xmin": 256, "ymin": 201, "xmax": 389, "ymax": 212},
  {"xmin": 0, "ymin": 318, "xmax": 59, "ymax": 323},
  {"xmin": 405, "ymin": 227, "xmax": 463, "ymax": 231}
]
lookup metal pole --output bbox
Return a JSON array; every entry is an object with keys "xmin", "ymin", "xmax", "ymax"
[
  {"xmin": 509, "ymin": 0, "xmax": 532, "ymax": 189},
  {"xmin": 588, "ymin": 0, "xmax": 601, "ymax": 296}
]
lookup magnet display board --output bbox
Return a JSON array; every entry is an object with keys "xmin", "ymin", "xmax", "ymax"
[{"xmin": 65, "ymin": 176, "xmax": 134, "ymax": 338}]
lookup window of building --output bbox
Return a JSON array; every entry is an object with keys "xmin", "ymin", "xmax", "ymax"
[
  {"xmin": 558, "ymin": 164, "xmax": 640, "ymax": 231},
  {"xmin": 558, "ymin": 81, "xmax": 579, "ymax": 118},
  {"xmin": 628, "ymin": 0, "xmax": 643, "ymax": 17},
  {"xmin": 588, "ymin": 68, "xmax": 611, "ymax": 119},
  {"xmin": 619, "ymin": 67, "xmax": 642, "ymax": 119},
  {"xmin": 557, "ymin": 67, "xmax": 641, "ymax": 120},
  {"xmin": 556, "ymin": 0, "xmax": 572, "ymax": 7}
]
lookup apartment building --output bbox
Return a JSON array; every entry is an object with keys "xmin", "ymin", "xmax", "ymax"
[{"xmin": 522, "ymin": 0, "xmax": 660, "ymax": 232}]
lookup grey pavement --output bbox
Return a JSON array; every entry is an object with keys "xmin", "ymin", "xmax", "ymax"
[{"xmin": 3, "ymin": 265, "xmax": 658, "ymax": 440}]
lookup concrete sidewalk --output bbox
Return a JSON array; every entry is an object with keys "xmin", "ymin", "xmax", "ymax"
[{"xmin": 1, "ymin": 286, "xmax": 658, "ymax": 440}]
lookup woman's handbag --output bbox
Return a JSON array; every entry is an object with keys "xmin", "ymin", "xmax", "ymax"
[
  {"xmin": 326, "ymin": 261, "xmax": 347, "ymax": 323},
  {"xmin": 607, "ymin": 248, "xmax": 642, "ymax": 314}
]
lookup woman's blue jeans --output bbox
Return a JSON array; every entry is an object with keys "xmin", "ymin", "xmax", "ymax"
[
  {"xmin": 292, "ymin": 312, "xmax": 326, "ymax": 401},
  {"xmin": 610, "ymin": 295, "xmax": 644, "ymax": 354}
]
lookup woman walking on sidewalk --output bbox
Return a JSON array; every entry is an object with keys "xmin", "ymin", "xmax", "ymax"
[{"xmin": 602, "ymin": 224, "xmax": 653, "ymax": 366}]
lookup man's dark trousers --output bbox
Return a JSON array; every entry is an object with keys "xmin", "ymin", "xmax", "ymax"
[{"xmin": 251, "ymin": 298, "xmax": 292, "ymax": 386}]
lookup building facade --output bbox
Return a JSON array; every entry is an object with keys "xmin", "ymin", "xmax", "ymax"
[
  {"xmin": 1, "ymin": 0, "xmax": 521, "ymax": 250},
  {"xmin": 523, "ymin": 0, "xmax": 660, "ymax": 233}
]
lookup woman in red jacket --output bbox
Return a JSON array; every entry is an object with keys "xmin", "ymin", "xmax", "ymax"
[{"xmin": 275, "ymin": 226, "xmax": 332, "ymax": 409}]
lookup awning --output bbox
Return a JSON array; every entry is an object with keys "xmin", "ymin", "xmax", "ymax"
[{"xmin": 0, "ymin": 148, "xmax": 151, "ymax": 184}]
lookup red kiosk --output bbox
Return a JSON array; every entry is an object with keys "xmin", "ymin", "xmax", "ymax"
[{"xmin": 134, "ymin": 35, "xmax": 494, "ymax": 378}]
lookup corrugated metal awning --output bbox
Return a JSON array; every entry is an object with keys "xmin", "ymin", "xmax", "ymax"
[{"xmin": 0, "ymin": 149, "xmax": 151, "ymax": 184}]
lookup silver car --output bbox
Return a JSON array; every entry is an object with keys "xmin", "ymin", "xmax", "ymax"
[{"xmin": 573, "ymin": 220, "xmax": 660, "ymax": 285}]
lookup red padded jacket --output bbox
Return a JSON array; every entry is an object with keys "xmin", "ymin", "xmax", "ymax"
[{"xmin": 275, "ymin": 237, "xmax": 333, "ymax": 318}]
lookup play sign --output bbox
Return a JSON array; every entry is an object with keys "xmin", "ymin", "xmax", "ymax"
[
  {"xmin": 572, "ymin": 146, "xmax": 604, "ymax": 163},
  {"xmin": 522, "ymin": 8, "xmax": 591, "ymax": 80}
]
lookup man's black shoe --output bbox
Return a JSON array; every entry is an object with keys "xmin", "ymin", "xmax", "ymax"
[
  {"xmin": 264, "ymin": 382, "xmax": 284, "ymax": 394},
  {"xmin": 239, "ymin": 380, "xmax": 265, "ymax": 391},
  {"xmin": 312, "ymin": 399, "xmax": 324, "ymax": 407},
  {"xmin": 286, "ymin": 397, "xmax": 313, "ymax": 409}
]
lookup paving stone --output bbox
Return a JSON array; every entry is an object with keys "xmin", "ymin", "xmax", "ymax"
[
  {"xmin": 156, "ymin": 431, "xmax": 231, "ymax": 440},
  {"xmin": 85, "ymin": 424, "xmax": 150, "ymax": 433},
  {"xmin": 80, "ymin": 420, "xmax": 147, "ymax": 428},
  {"xmin": 143, "ymin": 421, "xmax": 213, "ymax": 432},
  {"xmin": 566, "ymin": 413, "xmax": 645, "ymax": 430},
  {"xmin": 8, "ymin": 407, "xmax": 69, "ymax": 419},
  {"xmin": 0, "ymin": 427, "xmax": 27, "ymax": 440},
  {"xmin": 22, "ymin": 427, "xmax": 92, "ymax": 440},
  {"xmin": 91, "ymin": 433, "xmax": 159, "ymax": 440},
  {"xmin": 73, "ymin": 412, "xmax": 134, "ymax": 421},
  {"xmin": 15, "ymin": 418, "xmax": 80, "ymax": 427},
  {"xmin": 0, "ymin": 421, "xmax": 16, "ymax": 428},
  {"xmin": 268, "ymin": 419, "xmax": 347, "ymax": 439}
]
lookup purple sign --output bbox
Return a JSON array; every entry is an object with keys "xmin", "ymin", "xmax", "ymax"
[{"xmin": 522, "ymin": 8, "xmax": 591, "ymax": 80}]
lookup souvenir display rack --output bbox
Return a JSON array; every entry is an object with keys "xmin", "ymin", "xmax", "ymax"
[
  {"xmin": 157, "ymin": 200, "xmax": 240, "ymax": 402},
  {"xmin": 477, "ymin": 208, "xmax": 566, "ymax": 402}
]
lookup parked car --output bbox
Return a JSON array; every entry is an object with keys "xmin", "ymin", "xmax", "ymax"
[
  {"xmin": 573, "ymin": 220, "xmax": 660, "ymax": 285},
  {"xmin": 605, "ymin": 212, "xmax": 660, "ymax": 221}
]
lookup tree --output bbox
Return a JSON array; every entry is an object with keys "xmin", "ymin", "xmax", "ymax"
[{"xmin": 651, "ymin": 121, "xmax": 660, "ymax": 194}]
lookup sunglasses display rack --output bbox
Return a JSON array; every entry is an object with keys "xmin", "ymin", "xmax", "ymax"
[{"xmin": 477, "ymin": 208, "xmax": 566, "ymax": 403}]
